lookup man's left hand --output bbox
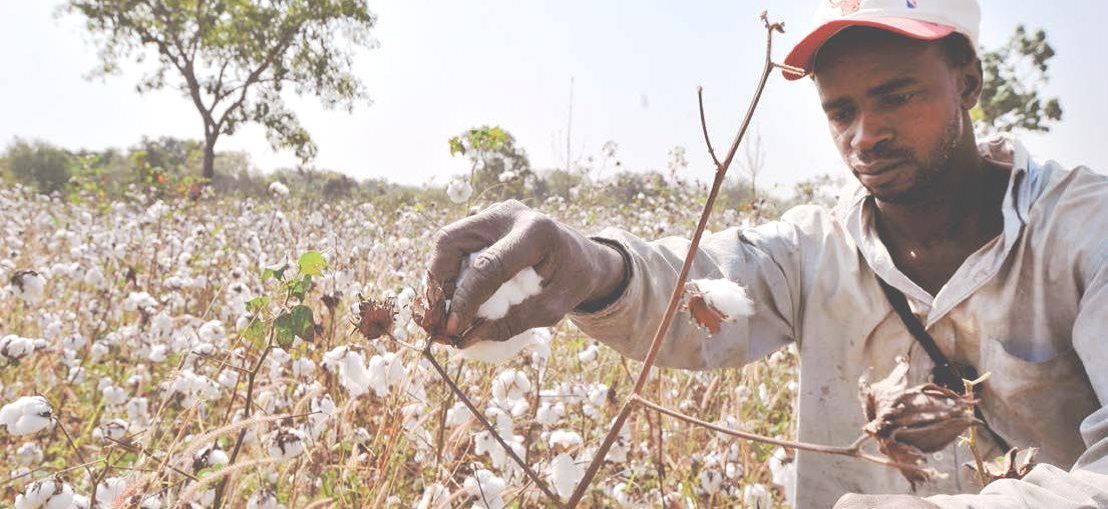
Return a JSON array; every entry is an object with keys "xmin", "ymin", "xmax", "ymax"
[{"xmin": 834, "ymin": 493, "xmax": 942, "ymax": 509}]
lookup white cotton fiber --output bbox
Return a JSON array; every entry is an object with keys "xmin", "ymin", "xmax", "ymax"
[
  {"xmin": 0, "ymin": 396, "xmax": 53, "ymax": 436},
  {"xmin": 689, "ymin": 278, "xmax": 755, "ymax": 320},
  {"xmin": 457, "ymin": 328, "xmax": 548, "ymax": 364}
]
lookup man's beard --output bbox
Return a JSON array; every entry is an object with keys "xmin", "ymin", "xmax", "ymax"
[{"xmin": 866, "ymin": 116, "xmax": 963, "ymax": 204}]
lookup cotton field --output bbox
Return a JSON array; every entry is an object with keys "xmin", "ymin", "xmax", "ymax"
[{"xmin": 0, "ymin": 184, "xmax": 799, "ymax": 508}]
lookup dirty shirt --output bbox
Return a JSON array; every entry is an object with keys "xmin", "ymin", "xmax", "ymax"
[{"xmin": 568, "ymin": 135, "xmax": 1108, "ymax": 508}]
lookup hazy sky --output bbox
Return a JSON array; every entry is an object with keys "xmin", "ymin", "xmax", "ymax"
[{"xmin": 1, "ymin": 1, "xmax": 1105, "ymax": 192}]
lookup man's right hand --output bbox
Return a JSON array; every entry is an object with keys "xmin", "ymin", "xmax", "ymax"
[{"xmin": 427, "ymin": 200, "xmax": 627, "ymax": 347}]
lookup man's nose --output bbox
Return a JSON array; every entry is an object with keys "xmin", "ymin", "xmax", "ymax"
[{"xmin": 850, "ymin": 112, "xmax": 893, "ymax": 158}]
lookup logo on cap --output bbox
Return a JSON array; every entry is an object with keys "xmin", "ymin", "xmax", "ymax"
[
  {"xmin": 906, "ymin": 0, "xmax": 918, "ymax": 8},
  {"xmin": 830, "ymin": 0, "xmax": 862, "ymax": 15}
]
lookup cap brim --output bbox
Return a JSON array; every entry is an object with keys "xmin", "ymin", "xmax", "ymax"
[{"xmin": 782, "ymin": 17, "xmax": 955, "ymax": 80}]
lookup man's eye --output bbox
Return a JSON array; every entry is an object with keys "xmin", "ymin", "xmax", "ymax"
[
  {"xmin": 883, "ymin": 92, "xmax": 915, "ymax": 106},
  {"xmin": 829, "ymin": 108, "xmax": 853, "ymax": 123}
]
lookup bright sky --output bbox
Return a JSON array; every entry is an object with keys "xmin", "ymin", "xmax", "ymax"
[{"xmin": 1, "ymin": 1, "xmax": 1105, "ymax": 192}]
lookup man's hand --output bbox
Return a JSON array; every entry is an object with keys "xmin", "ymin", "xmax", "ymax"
[
  {"xmin": 427, "ymin": 200, "xmax": 626, "ymax": 347},
  {"xmin": 834, "ymin": 493, "xmax": 941, "ymax": 509}
]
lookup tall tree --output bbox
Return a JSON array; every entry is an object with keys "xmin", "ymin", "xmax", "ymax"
[
  {"xmin": 68, "ymin": 0, "xmax": 377, "ymax": 180},
  {"xmin": 973, "ymin": 25, "xmax": 1063, "ymax": 134}
]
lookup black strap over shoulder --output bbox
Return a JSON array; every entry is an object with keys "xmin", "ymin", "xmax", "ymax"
[{"xmin": 875, "ymin": 276, "xmax": 1012, "ymax": 453}]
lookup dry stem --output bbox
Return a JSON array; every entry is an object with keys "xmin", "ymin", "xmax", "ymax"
[{"xmin": 565, "ymin": 12, "xmax": 786, "ymax": 507}]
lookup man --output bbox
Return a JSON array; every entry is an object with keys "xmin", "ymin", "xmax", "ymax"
[{"xmin": 427, "ymin": 0, "xmax": 1108, "ymax": 506}]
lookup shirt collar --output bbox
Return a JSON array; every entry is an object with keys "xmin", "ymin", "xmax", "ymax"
[{"xmin": 835, "ymin": 134, "xmax": 1036, "ymax": 307}]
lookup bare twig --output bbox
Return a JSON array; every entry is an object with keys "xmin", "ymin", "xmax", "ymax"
[{"xmin": 565, "ymin": 13, "xmax": 787, "ymax": 507}]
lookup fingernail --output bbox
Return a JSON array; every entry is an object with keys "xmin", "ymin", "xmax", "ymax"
[{"xmin": 446, "ymin": 313, "xmax": 459, "ymax": 335}]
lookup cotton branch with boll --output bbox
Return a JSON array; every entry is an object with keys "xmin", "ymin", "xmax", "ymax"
[
  {"xmin": 859, "ymin": 356, "xmax": 981, "ymax": 488},
  {"xmin": 9, "ymin": 269, "xmax": 46, "ymax": 305}
]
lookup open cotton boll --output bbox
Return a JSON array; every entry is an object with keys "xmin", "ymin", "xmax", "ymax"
[
  {"xmin": 463, "ymin": 469, "xmax": 506, "ymax": 509},
  {"xmin": 445, "ymin": 179, "xmax": 473, "ymax": 204},
  {"xmin": 14, "ymin": 479, "xmax": 74, "ymax": 509},
  {"xmin": 685, "ymin": 278, "xmax": 755, "ymax": 334},
  {"xmin": 321, "ymin": 346, "xmax": 372, "ymax": 397},
  {"xmin": 548, "ymin": 452, "xmax": 584, "ymax": 499},
  {"xmin": 267, "ymin": 427, "xmax": 306, "ymax": 460},
  {"xmin": 0, "ymin": 396, "xmax": 53, "ymax": 436},
  {"xmin": 10, "ymin": 270, "xmax": 46, "ymax": 305},
  {"xmin": 268, "ymin": 181, "xmax": 290, "ymax": 197},
  {"xmin": 0, "ymin": 335, "xmax": 47, "ymax": 364},
  {"xmin": 689, "ymin": 278, "xmax": 754, "ymax": 318}
]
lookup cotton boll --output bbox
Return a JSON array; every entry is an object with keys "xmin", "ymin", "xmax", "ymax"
[
  {"xmin": 92, "ymin": 418, "xmax": 128, "ymax": 442},
  {"xmin": 101, "ymin": 385, "xmax": 127, "ymax": 405},
  {"xmin": 0, "ymin": 336, "xmax": 46, "ymax": 363},
  {"xmin": 14, "ymin": 479, "xmax": 74, "ymax": 509},
  {"xmin": 742, "ymin": 483, "xmax": 772, "ymax": 509},
  {"xmin": 0, "ymin": 396, "xmax": 53, "ymax": 436},
  {"xmin": 268, "ymin": 181, "xmax": 290, "ymax": 197},
  {"xmin": 490, "ymin": 369, "xmax": 530, "ymax": 403},
  {"xmin": 535, "ymin": 402, "xmax": 565, "ymax": 427},
  {"xmin": 194, "ymin": 444, "xmax": 230, "ymax": 469},
  {"xmin": 769, "ymin": 447, "xmax": 796, "ymax": 506},
  {"xmin": 15, "ymin": 442, "xmax": 43, "ymax": 466},
  {"xmin": 94, "ymin": 478, "xmax": 127, "ymax": 508},
  {"xmin": 548, "ymin": 429, "xmax": 583, "ymax": 450},
  {"xmin": 698, "ymin": 469, "xmax": 723, "ymax": 495},
  {"xmin": 688, "ymin": 278, "xmax": 754, "ymax": 322},
  {"xmin": 9, "ymin": 270, "xmax": 46, "ymax": 305},
  {"xmin": 446, "ymin": 179, "xmax": 474, "ymax": 204},
  {"xmin": 548, "ymin": 452, "xmax": 584, "ymax": 499},
  {"xmin": 246, "ymin": 489, "xmax": 283, "ymax": 509},
  {"xmin": 577, "ymin": 344, "xmax": 599, "ymax": 364},
  {"xmin": 321, "ymin": 346, "xmax": 372, "ymax": 397},
  {"xmin": 415, "ymin": 483, "xmax": 448, "ymax": 509},
  {"xmin": 444, "ymin": 401, "xmax": 473, "ymax": 427},
  {"xmin": 463, "ymin": 470, "xmax": 506, "ymax": 509},
  {"xmin": 267, "ymin": 427, "xmax": 306, "ymax": 460}
]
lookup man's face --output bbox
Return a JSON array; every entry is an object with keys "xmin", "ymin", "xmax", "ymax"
[{"xmin": 813, "ymin": 32, "xmax": 971, "ymax": 203}]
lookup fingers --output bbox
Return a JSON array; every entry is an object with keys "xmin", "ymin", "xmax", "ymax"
[
  {"xmin": 447, "ymin": 221, "xmax": 549, "ymax": 336},
  {"xmin": 455, "ymin": 296, "xmax": 566, "ymax": 347},
  {"xmin": 427, "ymin": 201, "xmax": 521, "ymax": 298}
]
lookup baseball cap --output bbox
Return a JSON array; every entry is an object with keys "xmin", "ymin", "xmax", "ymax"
[{"xmin": 782, "ymin": 0, "xmax": 980, "ymax": 80}]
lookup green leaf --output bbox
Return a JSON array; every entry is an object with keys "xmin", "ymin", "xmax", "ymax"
[
  {"xmin": 288, "ymin": 275, "xmax": 312, "ymax": 301},
  {"xmin": 274, "ymin": 305, "xmax": 315, "ymax": 347},
  {"xmin": 246, "ymin": 296, "xmax": 270, "ymax": 314},
  {"xmin": 243, "ymin": 319, "xmax": 268, "ymax": 349},
  {"xmin": 262, "ymin": 262, "xmax": 288, "ymax": 283},
  {"xmin": 298, "ymin": 251, "xmax": 327, "ymax": 277}
]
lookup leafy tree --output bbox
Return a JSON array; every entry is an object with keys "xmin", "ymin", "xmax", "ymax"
[
  {"xmin": 68, "ymin": 0, "xmax": 378, "ymax": 181},
  {"xmin": 4, "ymin": 139, "xmax": 73, "ymax": 194},
  {"xmin": 448, "ymin": 125, "xmax": 532, "ymax": 200},
  {"xmin": 974, "ymin": 25, "xmax": 1063, "ymax": 133}
]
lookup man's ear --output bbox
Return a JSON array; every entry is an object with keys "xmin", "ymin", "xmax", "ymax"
[{"xmin": 959, "ymin": 58, "xmax": 983, "ymax": 110}]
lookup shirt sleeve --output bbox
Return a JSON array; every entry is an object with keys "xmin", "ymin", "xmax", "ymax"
[
  {"xmin": 924, "ymin": 250, "xmax": 1108, "ymax": 509},
  {"xmin": 566, "ymin": 216, "xmax": 805, "ymax": 370}
]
